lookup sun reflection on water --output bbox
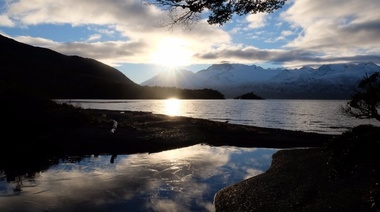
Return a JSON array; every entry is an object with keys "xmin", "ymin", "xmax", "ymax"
[{"xmin": 164, "ymin": 98, "xmax": 181, "ymax": 116}]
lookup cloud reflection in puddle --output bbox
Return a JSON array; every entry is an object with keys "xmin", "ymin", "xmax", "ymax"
[{"xmin": 0, "ymin": 144, "xmax": 277, "ymax": 211}]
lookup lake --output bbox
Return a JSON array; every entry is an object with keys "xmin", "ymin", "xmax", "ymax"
[
  {"xmin": 1, "ymin": 99, "xmax": 378, "ymax": 211},
  {"xmin": 58, "ymin": 99, "xmax": 379, "ymax": 135}
]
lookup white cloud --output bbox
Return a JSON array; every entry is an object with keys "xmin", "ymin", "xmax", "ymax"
[
  {"xmin": 281, "ymin": 30, "xmax": 293, "ymax": 37},
  {"xmin": 0, "ymin": 14, "xmax": 14, "ymax": 27},
  {"xmin": 89, "ymin": 27, "xmax": 115, "ymax": 36},
  {"xmin": 15, "ymin": 35, "xmax": 59, "ymax": 47},
  {"xmin": 246, "ymin": 13, "xmax": 268, "ymax": 29},
  {"xmin": 271, "ymin": 30, "xmax": 294, "ymax": 42},
  {"xmin": 86, "ymin": 34, "xmax": 102, "ymax": 42},
  {"xmin": 282, "ymin": 0, "xmax": 380, "ymax": 57},
  {"xmin": 5, "ymin": 0, "xmax": 161, "ymax": 29}
]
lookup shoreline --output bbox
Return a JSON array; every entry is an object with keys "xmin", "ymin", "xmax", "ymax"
[
  {"xmin": 1, "ymin": 108, "xmax": 332, "ymax": 175},
  {"xmin": 214, "ymin": 124, "xmax": 380, "ymax": 211},
  {"xmin": 36, "ymin": 109, "xmax": 334, "ymax": 155},
  {"xmin": 2, "ymin": 108, "xmax": 379, "ymax": 211}
]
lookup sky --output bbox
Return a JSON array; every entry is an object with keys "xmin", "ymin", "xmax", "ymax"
[{"xmin": 1, "ymin": 0, "xmax": 380, "ymax": 84}]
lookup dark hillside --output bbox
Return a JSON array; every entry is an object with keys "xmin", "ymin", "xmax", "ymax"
[{"xmin": 0, "ymin": 34, "xmax": 139, "ymax": 99}]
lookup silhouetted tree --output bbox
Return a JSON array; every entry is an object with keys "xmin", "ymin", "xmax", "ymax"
[
  {"xmin": 341, "ymin": 72, "xmax": 380, "ymax": 121},
  {"xmin": 144, "ymin": 0, "xmax": 287, "ymax": 27}
]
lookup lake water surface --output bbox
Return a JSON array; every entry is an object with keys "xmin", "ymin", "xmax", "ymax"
[
  {"xmin": 60, "ymin": 99, "xmax": 379, "ymax": 135},
  {"xmin": 1, "ymin": 99, "xmax": 378, "ymax": 211}
]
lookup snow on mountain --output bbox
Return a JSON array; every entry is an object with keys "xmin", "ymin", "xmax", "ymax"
[
  {"xmin": 312, "ymin": 62, "xmax": 380, "ymax": 79},
  {"xmin": 270, "ymin": 66, "xmax": 314, "ymax": 82},
  {"xmin": 141, "ymin": 63, "xmax": 282, "ymax": 88},
  {"xmin": 140, "ymin": 62, "xmax": 380, "ymax": 99},
  {"xmin": 197, "ymin": 63, "xmax": 282, "ymax": 86}
]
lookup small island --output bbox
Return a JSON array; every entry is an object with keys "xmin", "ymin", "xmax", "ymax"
[{"xmin": 233, "ymin": 91, "xmax": 264, "ymax": 99}]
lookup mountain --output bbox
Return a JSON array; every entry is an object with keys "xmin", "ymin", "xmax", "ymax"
[
  {"xmin": 0, "ymin": 34, "xmax": 224, "ymax": 99},
  {"xmin": 141, "ymin": 64, "xmax": 282, "ymax": 88},
  {"xmin": 0, "ymin": 34, "xmax": 140, "ymax": 99},
  {"xmin": 141, "ymin": 69, "xmax": 204, "ymax": 89},
  {"xmin": 141, "ymin": 63, "xmax": 380, "ymax": 99}
]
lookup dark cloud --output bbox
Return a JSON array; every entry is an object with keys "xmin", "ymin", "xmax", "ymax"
[{"xmin": 194, "ymin": 47, "xmax": 380, "ymax": 65}]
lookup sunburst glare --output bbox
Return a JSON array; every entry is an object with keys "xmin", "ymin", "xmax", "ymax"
[{"xmin": 150, "ymin": 37, "xmax": 192, "ymax": 68}]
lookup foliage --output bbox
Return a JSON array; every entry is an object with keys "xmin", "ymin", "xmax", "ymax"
[
  {"xmin": 139, "ymin": 86, "xmax": 225, "ymax": 99},
  {"xmin": 325, "ymin": 125, "xmax": 380, "ymax": 179},
  {"xmin": 143, "ymin": 0, "xmax": 287, "ymax": 26},
  {"xmin": 317, "ymin": 124, "xmax": 380, "ymax": 210},
  {"xmin": 341, "ymin": 72, "xmax": 380, "ymax": 121}
]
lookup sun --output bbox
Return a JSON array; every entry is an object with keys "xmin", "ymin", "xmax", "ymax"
[{"xmin": 150, "ymin": 37, "xmax": 192, "ymax": 68}]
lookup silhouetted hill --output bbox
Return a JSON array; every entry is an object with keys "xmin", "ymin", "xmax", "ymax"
[
  {"xmin": 0, "ymin": 34, "xmax": 224, "ymax": 99},
  {"xmin": 234, "ymin": 91, "xmax": 263, "ymax": 99},
  {"xmin": 0, "ymin": 34, "xmax": 142, "ymax": 99}
]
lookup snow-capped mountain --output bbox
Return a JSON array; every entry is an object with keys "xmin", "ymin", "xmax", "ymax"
[
  {"xmin": 140, "ymin": 62, "xmax": 380, "ymax": 99},
  {"xmin": 196, "ymin": 64, "xmax": 283, "ymax": 87}
]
